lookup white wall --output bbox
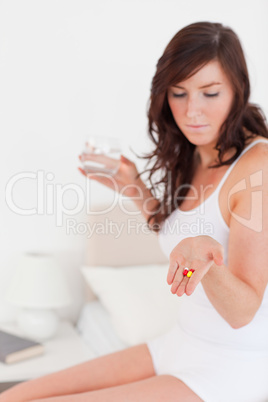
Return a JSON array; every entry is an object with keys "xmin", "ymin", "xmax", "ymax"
[{"xmin": 0, "ymin": 0, "xmax": 267, "ymax": 322}]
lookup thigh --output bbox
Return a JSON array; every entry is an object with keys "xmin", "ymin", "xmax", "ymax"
[
  {"xmin": 0, "ymin": 382, "xmax": 24, "ymax": 394},
  {"xmin": 0, "ymin": 344, "xmax": 156, "ymax": 402},
  {"xmin": 86, "ymin": 342, "xmax": 156, "ymax": 388},
  {"xmin": 31, "ymin": 375, "xmax": 203, "ymax": 402}
]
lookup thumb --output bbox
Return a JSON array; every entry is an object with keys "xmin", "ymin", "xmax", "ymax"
[
  {"xmin": 120, "ymin": 155, "xmax": 134, "ymax": 165},
  {"xmin": 212, "ymin": 247, "xmax": 224, "ymax": 266}
]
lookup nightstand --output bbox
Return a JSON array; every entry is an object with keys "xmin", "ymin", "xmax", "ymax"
[{"xmin": 0, "ymin": 321, "xmax": 95, "ymax": 383}]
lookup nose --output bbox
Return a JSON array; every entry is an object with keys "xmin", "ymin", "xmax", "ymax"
[{"xmin": 186, "ymin": 98, "xmax": 202, "ymax": 118}]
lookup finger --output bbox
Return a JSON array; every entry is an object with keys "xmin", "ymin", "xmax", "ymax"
[
  {"xmin": 120, "ymin": 155, "xmax": 133, "ymax": 165},
  {"xmin": 167, "ymin": 261, "xmax": 179, "ymax": 285},
  {"xmin": 78, "ymin": 167, "xmax": 118, "ymax": 190},
  {"xmin": 170, "ymin": 262, "xmax": 189, "ymax": 295},
  {"xmin": 87, "ymin": 174, "xmax": 130, "ymax": 196},
  {"xmin": 78, "ymin": 167, "xmax": 86, "ymax": 176},
  {"xmin": 185, "ymin": 260, "xmax": 213, "ymax": 296},
  {"xmin": 170, "ymin": 267, "xmax": 183, "ymax": 294},
  {"xmin": 81, "ymin": 153, "xmax": 119, "ymax": 170},
  {"xmin": 174, "ymin": 264, "xmax": 191, "ymax": 296},
  {"xmin": 184, "ymin": 260, "xmax": 200, "ymax": 296},
  {"xmin": 175, "ymin": 276, "xmax": 187, "ymax": 297},
  {"xmin": 212, "ymin": 245, "xmax": 224, "ymax": 266},
  {"xmin": 86, "ymin": 174, "xmax": 122, "ymax": 192},
  {"xmin": 167, "ymin": 254, "xmax": 185, "ymax": 285}
]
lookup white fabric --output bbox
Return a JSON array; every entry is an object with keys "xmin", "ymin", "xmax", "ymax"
[
  {"xmin": 76, "ymin": 300, "xmax": 127, "ymax": 356},
  {"xmin": 147, "ymin": 139, "xmax": 268, "ymax": 402},
  {"xmin": 80, "ymin": 264, "xmax": 179, "ymax": 345},
  {"xmin": 148, "ymin": 322, "xmax": 268, "ymax": 402}
]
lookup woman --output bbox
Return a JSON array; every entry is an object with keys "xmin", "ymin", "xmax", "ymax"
[{"xmin": 2, "ymin": 21, "xmax": 268, "ymax": 402}]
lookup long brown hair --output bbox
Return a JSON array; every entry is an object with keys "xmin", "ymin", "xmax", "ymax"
[{"xmin": 139, "ymin": 21, "xmax": 268, "ymax": 231}]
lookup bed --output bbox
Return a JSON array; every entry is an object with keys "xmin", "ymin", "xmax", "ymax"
[
  {"xmin": 75, "ymin": 200, "xmax": 180, "ymax": 357},
  {"xmin": 0, "ymin": 201, "xmax": 181, "ymax": 393}
]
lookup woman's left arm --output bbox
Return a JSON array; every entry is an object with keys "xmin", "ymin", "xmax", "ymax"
[{"xmin": 167, "ymin": 146, "xmax": 268, "ymax": 329}]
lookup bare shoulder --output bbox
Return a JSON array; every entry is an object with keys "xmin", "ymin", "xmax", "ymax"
[
  {"xmin": 245, "ymin": 135, "xmax": 268, "ymax": 152},
  {"xmin": 236, "ymin": 135, "xmax": 268, "ymax": 173},
  {"xmin": 231, "ymin": 136, "xmax": 268, "ymax": 208},
  {"xmin": 221, "ymin": 136, "xmax": 268, "ymax": 210},
  {"xmin": 219, "ymin": 135, "xmax": 268, "ymax": 228}
]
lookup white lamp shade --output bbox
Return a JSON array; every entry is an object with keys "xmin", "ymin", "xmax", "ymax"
[{"xmin": 6, "ymin": 253, "xmax": 72, "ymax": 308}]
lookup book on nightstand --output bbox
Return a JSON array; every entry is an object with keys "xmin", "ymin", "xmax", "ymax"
[{"xmin": 0, "ymin": 330, "xmax": 44, "ymax": 364}]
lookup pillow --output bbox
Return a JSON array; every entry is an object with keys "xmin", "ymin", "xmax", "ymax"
[{"xmin": 80, "ymin": 264, "xmax": 180, "ymax": 346}]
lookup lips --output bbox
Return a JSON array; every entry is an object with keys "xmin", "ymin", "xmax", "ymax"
[
  {"xmin": 187, "ymin": 125, "xmax": 208, "ymax": 128},
  {"xmin": 186, "ymin": 124, "xmax": 208, "ymax": 130}
]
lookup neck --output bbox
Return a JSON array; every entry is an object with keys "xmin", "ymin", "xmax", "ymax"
[
  {"xmin": 195, "ymin": 143, "xmax": 237, "ymax": 171},
  {"xmin": 194, "ymin": 143, "xmax": 219, "ymax": 170}
]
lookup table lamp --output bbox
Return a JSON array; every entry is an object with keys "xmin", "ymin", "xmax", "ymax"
[{"xmin": 5, "ymin": 253, "xmax": 72, "ymax": 341}]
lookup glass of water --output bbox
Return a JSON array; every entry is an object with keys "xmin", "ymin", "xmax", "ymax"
[{"xmin": 80, "ymin": 136, "xmax": 121, "ymax": 175}]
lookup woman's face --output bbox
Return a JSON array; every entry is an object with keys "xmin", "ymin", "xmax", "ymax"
[{"xmin": 167, "ymin": 60, "xmax": 234, "ymax": 147}]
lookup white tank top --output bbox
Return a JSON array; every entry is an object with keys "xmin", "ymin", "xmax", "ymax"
[{"xmin": 158, "ymin": 138, "xmax": 268, "ymax": 350}]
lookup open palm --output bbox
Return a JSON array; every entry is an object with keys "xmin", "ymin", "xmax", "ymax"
[{"xmin": 167, "ymin": 235, "xmax": 224, "ymax": 297}]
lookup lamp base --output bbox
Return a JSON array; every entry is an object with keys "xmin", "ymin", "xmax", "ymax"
[{"xmin": 17, "ymin": 308, "xmax": 59, "ymax": 341}]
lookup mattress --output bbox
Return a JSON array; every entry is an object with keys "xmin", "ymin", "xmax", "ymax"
[{"xmin": 76, "ymin": 300, "xmax": 127, "ymax": 357}]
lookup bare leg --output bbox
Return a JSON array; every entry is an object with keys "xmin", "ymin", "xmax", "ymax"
[
  {"xmin": 30, "ymin": 375, "xmax": 203, "ymax": 402},
  {"xmin": 0, "ymin": 344, "xmax": 155, "ymax": 402}
]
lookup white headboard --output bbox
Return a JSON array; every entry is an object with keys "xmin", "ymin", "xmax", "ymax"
[
  {"xmin": 59, "ymin": 201, "xmax": 168, "ymax": 323},
  {"xmin": 81, "ymin": 201, "xmax": 168, "ymax": 302},
  {"xmin": 84, "ymin": 201, "xmax": 168, "ymax": 267}
]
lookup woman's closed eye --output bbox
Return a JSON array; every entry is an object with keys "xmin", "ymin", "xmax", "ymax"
[
  {"xmin": 204, "ymin": 93, "xmax": 219, "ymax": 97},
  {"xmin": 171, "ymin": 92, "xmax": 219, "ymax": 98}
]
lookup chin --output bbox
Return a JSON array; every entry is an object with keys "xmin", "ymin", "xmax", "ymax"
[
  {"xmin": 183, "ymin": 132, "xmax": 218, "ymax": 147},
  {"xmin": 186, "ymin": 136, "xmax": 215, "ymax": 147}
]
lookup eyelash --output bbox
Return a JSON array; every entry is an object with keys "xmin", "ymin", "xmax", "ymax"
[{"xmin": 172, "ymin": 93, "xmax": 219, "ymax": 98}]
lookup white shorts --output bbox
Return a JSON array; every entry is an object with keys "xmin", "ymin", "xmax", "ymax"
[{"xmin": 146, "ymin": 323, "xmax": 268, "ymax": 402}]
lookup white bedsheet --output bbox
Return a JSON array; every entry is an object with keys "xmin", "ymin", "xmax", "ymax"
[{"xmin": 76, "ymin": 300, "xmax": 127, "ymax": 357}]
